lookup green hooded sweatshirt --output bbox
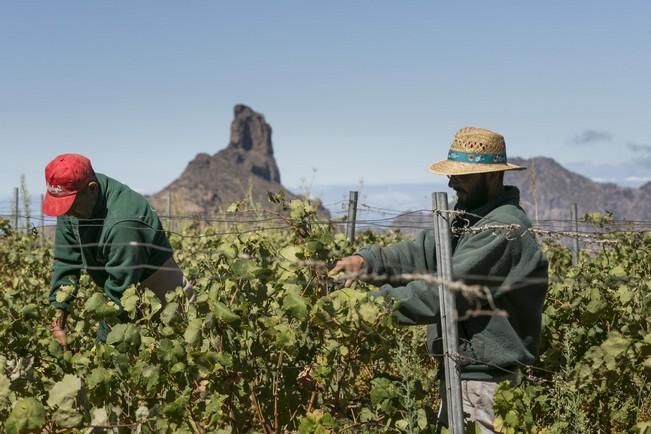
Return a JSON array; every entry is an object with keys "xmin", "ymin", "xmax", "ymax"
[
  {"xmin": 356, "ymin": 186, "xmax": 548, "ymax": 380},
  {"xmin": 49, "ymin": 173, "xmax": 172, "ymax": 312}
]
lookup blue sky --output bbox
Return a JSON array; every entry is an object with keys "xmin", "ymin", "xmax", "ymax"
[{"xmin": 1, "ymin": 0, "xmax": 650, "ymax": 211}]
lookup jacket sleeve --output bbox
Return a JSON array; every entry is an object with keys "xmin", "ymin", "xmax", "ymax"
[
  {"xmin": 49, "ymin": 219, "xmax": 82, "ymax": 311},
  {"xmin": 372, "ymin": 229, "xmax": 515, "ymax": 325},
  {"xmin": 356, "ymin": 229, "xmax": 437, "ymax": 284},
  {"xmin": 102, "ymin": 221, "xmax": 157, "ymax": 305}
]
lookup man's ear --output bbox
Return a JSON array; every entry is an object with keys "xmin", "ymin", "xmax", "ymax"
[{"xmin": 88, "ymin": 181, "xmax": 98, "ymax": 192}]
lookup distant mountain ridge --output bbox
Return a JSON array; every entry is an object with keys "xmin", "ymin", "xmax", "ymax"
[
  {"xmin": 146, "ymin": 104, "xmax": 648, "ymax": 227},
  {"xmin": 507, "ymin": 157, "xmax": 651, "ymax": 221}
]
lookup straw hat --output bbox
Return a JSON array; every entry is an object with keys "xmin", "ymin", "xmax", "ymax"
[{"xmin": 429, "ymin": 127, "xmax": 526, "ymax": 176}]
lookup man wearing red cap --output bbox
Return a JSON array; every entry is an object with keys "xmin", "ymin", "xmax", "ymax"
[{"xmin": 43, "ymin": 154, "xmax": 191, "ymax": 345}]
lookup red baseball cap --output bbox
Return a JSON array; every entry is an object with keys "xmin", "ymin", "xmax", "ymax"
[{"xmin": 43, "ymin": 154, "xmax": 96, "ymax": 217}]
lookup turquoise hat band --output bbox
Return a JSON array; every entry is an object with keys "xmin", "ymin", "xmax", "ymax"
[{"xmin": 448, "ymin": 150, "xmax": 507, "ymax": 164}]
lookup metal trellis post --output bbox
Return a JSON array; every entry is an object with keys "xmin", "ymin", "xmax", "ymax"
[
  {"xmin": 40, "ymin": 194, "xmax": 45, "ymax": 243},
  {"xmin": 14, "ymin": 187, "xmax": 19, "ymax": 231},
  {"xmin": 432, "ymin": 192, "xmax": 464, "ymax": 433},
  {"xmin": 346, "ymin": 191, "xmax": 358, "ymax": 243},
  {"xmin": 570, "ymin": 203, "xmax": 579, "ymax": 265}
]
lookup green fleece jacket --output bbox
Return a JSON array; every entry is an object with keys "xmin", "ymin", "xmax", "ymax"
[
  {"xmin": 50, "ymin": 173, "xmax": 172, "ymax": 311},
  {"xmin": 356, "ymin": 186, "xmax": 548, "ymax": 380}
]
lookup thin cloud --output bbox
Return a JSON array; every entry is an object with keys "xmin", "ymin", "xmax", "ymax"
[
  {"xmin": 625, "ymin": 175, "xmax": 651, "ymax": 182},
  {"xmin": 628, "ymin": 142, "xmax": 651, "ymax": 165},
  {"xmin": 572, "ymin": 129, "xmax": 613, "ymax": 145}
]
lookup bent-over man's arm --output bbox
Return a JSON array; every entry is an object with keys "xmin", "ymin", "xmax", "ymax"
[
  {"xmin": 49, "ymin": 218, "xmax": 82, "ymax": 311},
  {"xmin": 49, "ymin": 218, "xmax": 83, "ymax": 349}
]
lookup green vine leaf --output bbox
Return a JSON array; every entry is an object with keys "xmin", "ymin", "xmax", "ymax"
[{"xmin": 5, "ymin": 398, "xmax": 45, "ymax": 434}]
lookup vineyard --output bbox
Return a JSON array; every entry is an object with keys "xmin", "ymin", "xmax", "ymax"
[{"xmin": 0, "ymin": 200, "xmax": 649, "ymax": 433}]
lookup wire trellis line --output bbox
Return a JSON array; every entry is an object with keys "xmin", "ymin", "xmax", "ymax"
[{"xmin": 3, "ymin": 217, "xmax": 649, "ymax": 245}]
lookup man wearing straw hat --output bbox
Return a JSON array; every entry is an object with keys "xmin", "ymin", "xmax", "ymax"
[
  {"xmin": 42, "ymin": 153, "xmax": 192, "ymax": 348},
  {"xmin": 330, "ymin": 127, "xmax": 548, "ymax": 432}
]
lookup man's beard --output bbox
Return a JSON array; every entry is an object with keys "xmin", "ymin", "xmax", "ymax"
[{"xmin": 454, "ymin": 180, "xmax": 490, "ymax": 211}]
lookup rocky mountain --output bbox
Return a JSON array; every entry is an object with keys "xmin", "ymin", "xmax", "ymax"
[
  {"xmin": 506, "ymin": 157, "xmax": 651, "ymax": 221},
  {"xmin": 389, "ymin": 157, "xmax": 651, "ymax": 233},
  {"xmin": 149, "ymin": 105, "xmax": 328, "ymax": 218}
]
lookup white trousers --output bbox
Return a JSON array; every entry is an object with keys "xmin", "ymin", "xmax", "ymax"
[{"xmin": 437, "ymin": 372, "xmax": 518, "ymax": 433}]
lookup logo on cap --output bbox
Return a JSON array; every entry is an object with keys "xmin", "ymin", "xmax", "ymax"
[{"xmin": 46, "ymin": 183, "xmax": 70, "ymax": 196}]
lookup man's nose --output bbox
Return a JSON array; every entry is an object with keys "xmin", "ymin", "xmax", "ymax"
[{"xmin": 447, "ymin": 175, "xmax": 456, "ymax": 189}]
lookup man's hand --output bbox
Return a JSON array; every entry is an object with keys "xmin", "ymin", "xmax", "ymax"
[
  {"xmin": 328, "ymin": 255, "xmax": 366, "ymax": 288},
  {"xmin": 51, "ymin": 309, "xmax": 68, "ymax": 351}
]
